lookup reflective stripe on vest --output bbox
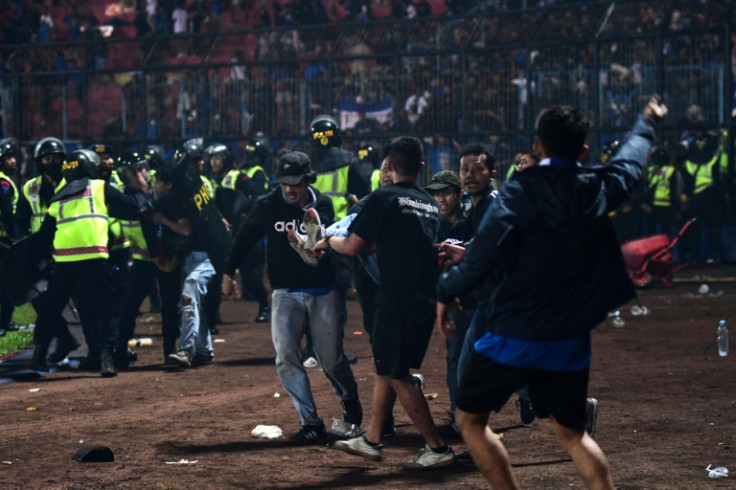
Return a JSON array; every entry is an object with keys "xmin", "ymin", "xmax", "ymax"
[
  {"xmin": 685, "ymin": 155, "xmax": 718, "ymax": 195},
  {"xmin": 220, "ymin": 169, "xmax": 241, "ymax": 190},
  {"xmin": 244, "ymin": 165, "xmax": 269, "ymax": 190},
  {"xmin": 0, "ymin": 170, "xmax": 18, "ymax": 239},
  {"xmin": 48, "ymin": 180, "xmax": 109, "ymax": 262},
  {"xmin": 314, "ymin": 166, "xmax": 349, "ymax": 220},
  {"xmin": 370, "ymin": 169, "xmax": 381, "ymax": 191},
  {"xmin": 23, "ymin": 176, "xmax": 47, "ymax": 233},
  {"xmin": 650, "ymin": 166, "xmax": 675, "ymax": 207},
  {"xmin": 121, "ymin": 219, "xmax": 151, "ymax": 261}
]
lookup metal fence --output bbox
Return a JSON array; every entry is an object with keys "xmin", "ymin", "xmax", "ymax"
[{"xmin": 0, "ymin": 0, "xmax": 733, "ymax": 181}]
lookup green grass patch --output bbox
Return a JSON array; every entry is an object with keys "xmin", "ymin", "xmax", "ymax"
[
  {"xmin": 0, "ymin": 330, "xmax": 33, "ymax": 357},
  {"xmin": 12, "ymin": 303, "xmax": 37, "ymax": 326},
  {"xmin": 0, "ymin": 303, "xmax": 36, "ymax": 357}
]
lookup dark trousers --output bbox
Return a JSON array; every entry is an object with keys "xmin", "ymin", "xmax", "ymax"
[
  {"xmin": 34, "ymin": 259, "xmax": 114, "ymax": 356},
  {"xmin": 239, "ymin": 238, "xmax": 268, "ymax": 308},
  {"xmin": 117, "ymin": 260, "xmax": 181, "ymax": 358}
]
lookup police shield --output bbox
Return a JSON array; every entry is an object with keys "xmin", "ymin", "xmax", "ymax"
[{"xmin": 170, "ymin": 154, "xmax": 233, "ymax": 273}]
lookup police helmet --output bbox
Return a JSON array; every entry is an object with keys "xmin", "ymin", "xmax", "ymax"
[
  {"xmin": 0, "ymin": 138, "xmax": 18, "ymax": 160},
  {"xmin": 34, "ymin": 137, "xmax": 66, "ymax": 164},
  {"xmin": 357, "ymin": 144, "xmax": 380, "ymax": 168},
  {"xmin": 690, "ymin": 130, "xmax": 719, "ymax": 160},
  {"xmin": 245, "ymin": 138, "xmax": 269, "ymax": 161},
  {"xmin": 600, "ymin": 139, "xmax": 621, "ymax": 164},
  {"xmin": 174, "ymin": 138, "xmax": 205, "ymax": 162},
  {"xmin": 309, "ymin": 115, "xmax": 342, "ymax": 149},
  {"xmin": 116, "ymin": 150, "xmax": 150, "ymax": 174},
  {"xmin": 649, "ymin": 147, "xmax": 669, "ymax": 167},
  {"xmin": 62, "ymin": 149, "xmax": 101, "ymax": 181},
  {"xmin": 207, "ymin": 143, "xmax": 234, "ymax": 169},
  {"xmin": 34, "ymin": 137, "xmax": 67, "ymax": 176},
  {"xmin": 143, "ymin": 144, "xmax": 166, "ymax": 170},
  {"xmin": 88, "ymin": 143, "xmax": 114, "ymax": 159}
]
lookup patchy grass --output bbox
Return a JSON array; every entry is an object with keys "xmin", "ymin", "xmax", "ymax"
[
  {"xmin": 12, "ymin": 303, "xmax": 37, "ymax": 326},
  {"xmin": 0, "ymin": 303, "xmax": 36, "ymax": 357}
]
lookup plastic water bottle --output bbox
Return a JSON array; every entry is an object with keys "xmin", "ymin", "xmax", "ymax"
[
  {"xmin": 128, "ymin": 337, "xmax": 153, "ymax": 348},
  {"xmin": 717, "ymin": 320, "xmax": 728, "ymax": 357},
  {"xmin": 609, "ymin": 311, "xmax": 625, "ymax": 328}
]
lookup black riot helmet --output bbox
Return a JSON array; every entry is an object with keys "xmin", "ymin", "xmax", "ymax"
[
  {"xmin": 309, "ymin": 114, "xmax": 342, "ymax": 149},
  {"xmin": 62, "ymin": 149, "xmax": 101, "ymax": 181},
  {"xmin": 116, "ymin": 150, "xmax": 150, "ymax": 188},
  {"xmin": 143, "ymin": 144, "xmax": 166, "ymax": 170},
  {"xmin": 244, "ymin": 137, "xmax": 269, "ymax": 165},
  {"xmin": 600, "ymin": 139, "xmax": 621, "ymax": 164},
  {"xmin": 207, "ymin": 143, "xmax": 234, "ymax": 169},
  {"xmin": 0, "ymin": 138, "xmax": 18, "ymax": 161},
  {"xmin": 174, "ymin": 138, "xmax": 205, "ymax": 162},
  {"xmin": 34, "ymin": 137, "xmax": 67, "ymax": 179},
  {"xmin": 116, "ymin": 150, "xmax": 150, "ymax": 173},
  {"xmin": 357, "ymin": 144, "xmax": 380, "ymax": 169},
  {"xmin": 649, "ymin": 147, "xmax": 670, "ymax": 167}
]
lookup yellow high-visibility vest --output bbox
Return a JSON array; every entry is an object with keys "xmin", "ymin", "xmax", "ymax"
[
  {"xmin": 22, "ymin": 176, "xmax": 48, "ymax": 233},
  {"xmin": 48, "ymin": 180, "xmax": 109, "ymax": 262},
  {"xmin": 314, "ymin": 166, "xmax": 349, "ymax": 220},
  {"xmin": 370, "ymin": 169, "xmax": 381, "ymax": 191},
  {"xmin": 650, "ymin": 166, "xmax": 675, "ymax": 207},
  {"xmin": 685, "ymin": 155, "xmax": 719, "ymax": 195}
]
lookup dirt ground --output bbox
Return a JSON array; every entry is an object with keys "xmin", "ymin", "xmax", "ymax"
[{"xmin": 0, "ymin": 265, "xmax": 735, "ymax": 489}]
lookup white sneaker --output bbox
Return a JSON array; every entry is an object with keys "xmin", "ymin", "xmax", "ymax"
[
  {"xmin": 402, "ymin": 444, "xmax": 456, "ymax": 470},
  {"xmin": 287, "ymin": 229, "xmax": 319, "ymax": 267},
  {"xmin": 302, "ymin": 208, "xmax": 323, "ymax": 250},
  {"xmin": 334, "ymin": 436, "xmax": 383, "ymax": 462},
  {"xmin": 303, "ymin": 356, "xmax": 318, "ymax": 368}
]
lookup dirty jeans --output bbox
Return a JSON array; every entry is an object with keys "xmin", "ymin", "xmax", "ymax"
[
  {"xmin": 178, "ymin": 252, "xmax": 215, "ymax": 358},
  {"xmin": 271, "ymin": 288, "xmax": 358, "ymax": 427}
]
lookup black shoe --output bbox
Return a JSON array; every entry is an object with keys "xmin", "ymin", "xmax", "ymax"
[
  {"xmin": 100, "ymin": 358, "xmax": 118, "ymax": 378},
  {"xmin": 31, "ymin": 345, "xmax": 49, "ymax": 371},
  {"xmin": 48, "ymin": 337, "xmax": 81, "ymax": 364},
  {"xmin": 342, "ymin": 397, "xmax": 363, "ymax": 427},
  {"xmin": 114, "ymin": 347, "xmax": 136, "ymax": 370},
  {"xmin": 255, "ymin": 305, "xmax": 270, "ymax": 323},
  {"xmin": 288, "ymin": 425, "xmax": 327, "ymax": 446},
  {"xmin": 78, "ymin": 357, "xmax": 101, "ymax": 372},
  {"xmin": 517, "ymin": 397, "xmax": 535, "ymax": 425},
  {"xmin": 193, "ymin": 353, "xmax": 214, "ymax": 367},
  {"xmin": 209, "ymin": 326, "xmax": 220, "ymax": 335}
]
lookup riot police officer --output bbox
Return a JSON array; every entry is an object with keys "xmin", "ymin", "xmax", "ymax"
[
  {"xmin": 32, "ymin": 149, "xmax": 150, "ymax": 376},
  {"xmin": 0, "ymin": 138, "xmax": 19, "ymax": 335}
]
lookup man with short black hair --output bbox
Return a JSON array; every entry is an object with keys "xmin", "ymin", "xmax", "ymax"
[
  {"xmin": 222, "ymin": 151, "xmax": 361, "ymax": 446},
  {"xmin": 436, "ymin": 97, "xmax": 666, "ymax": 488},
  {"xmin": 315, "ymin": 136, "xmax": 456, "ymax": 470}
]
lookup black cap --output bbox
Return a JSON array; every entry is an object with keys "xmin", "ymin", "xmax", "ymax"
[
  {"xmin": 275, "ymin": 151, "xmax": 313, "ymax": 185},
  {"xmin": 426, "ymin": 170, "xmax": 461, "ymax": 192}
]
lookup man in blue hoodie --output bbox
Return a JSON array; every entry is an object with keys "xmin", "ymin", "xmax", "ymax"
[{"xmin": 435, "ymin": 96, "xmax": 666, "ymax": 489}]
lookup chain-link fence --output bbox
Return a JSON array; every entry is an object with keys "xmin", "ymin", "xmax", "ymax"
[{"xmin": 1, "ymin": 0, "xmax": 733, "ymax": 181}]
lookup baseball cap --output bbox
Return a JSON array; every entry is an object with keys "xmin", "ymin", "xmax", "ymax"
[
  {"xmin": 275, "ymin": 151, "xmax": 313, "ymax": 185},
  {"xmin": 426, "ymin": 170, "xmax": 461, "ymax": 192}
]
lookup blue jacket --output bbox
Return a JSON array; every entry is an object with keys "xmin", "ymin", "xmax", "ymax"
[{"xmin": 437, "ymin": 116, "xmax": 657, "ymax": 341}]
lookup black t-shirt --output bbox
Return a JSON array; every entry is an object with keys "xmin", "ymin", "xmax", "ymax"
[
  {"xmin": 226, "ymin": 186, "xmax": 336, "ymax": 290},
  {"xmin": 155, "ymin": 190, "xmax": 206, "ymax": 256},
  {"xmin": 349, "ymin": 181, "xmax": 440, "ymax": 295}
]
